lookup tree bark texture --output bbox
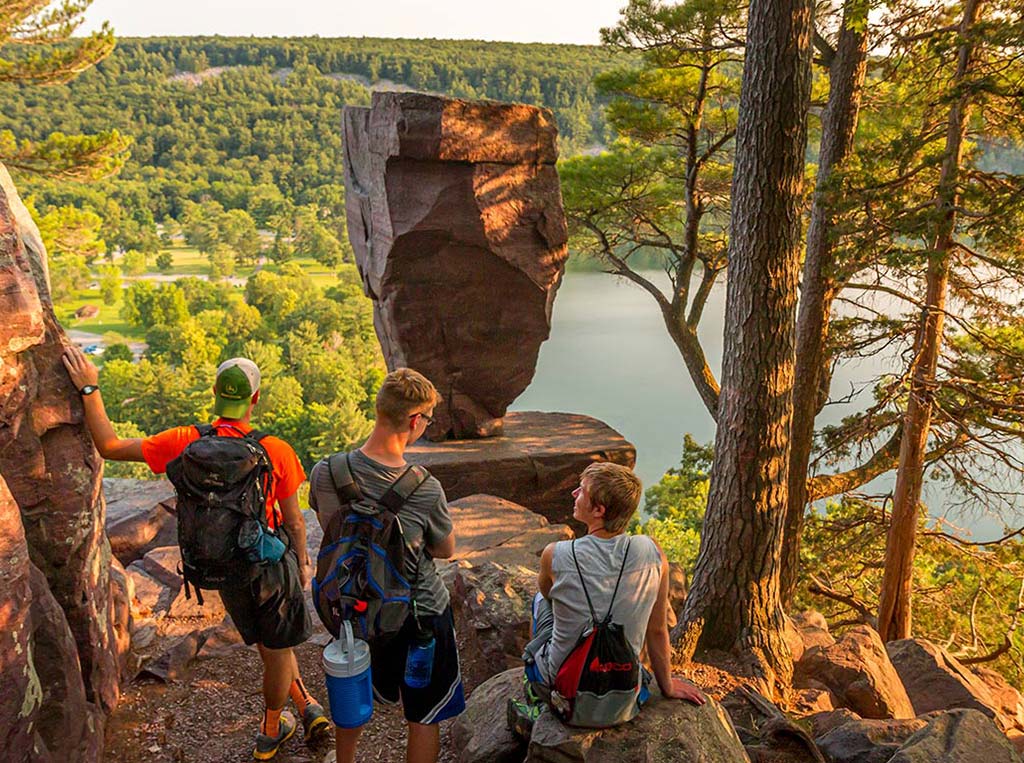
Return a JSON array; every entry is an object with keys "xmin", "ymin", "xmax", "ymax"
[
  {"xmin": 676, "ymin": 0, "xmax": 813, "ymax": 696},
  {"xmin": 877, "ymin": 0, "xmax": 981, "ymax": 642},
  {"xmin": 781, "ymin": 5, "xmax": 869, "ymax": 605}
]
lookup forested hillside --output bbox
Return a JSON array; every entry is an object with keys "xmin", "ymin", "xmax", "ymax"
[{"xmin": 0, "ymin": 36, "xmax": 619, "ymax": 240}]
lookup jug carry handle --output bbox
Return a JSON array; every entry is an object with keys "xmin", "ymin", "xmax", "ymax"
[{"xmin": 342, "ymin": 620, "xmax": 356, "ymax": 670}]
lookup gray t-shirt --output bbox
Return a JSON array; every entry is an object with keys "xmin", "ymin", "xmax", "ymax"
[{"xmin": 308, "ymin": 449, "xmax": 452, "ymax": 615}]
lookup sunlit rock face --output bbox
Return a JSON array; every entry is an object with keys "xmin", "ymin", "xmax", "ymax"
[
  {"xmin": 0, "ymin": 163, "xmax": 125, "ymax": 761},
  {"xmin": 343, "ymin": 92, "xmax": 569, "ymax": 440}
]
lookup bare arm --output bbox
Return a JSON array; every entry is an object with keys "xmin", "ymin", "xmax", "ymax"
[
  {"xmin": 427, "ymin": 531, "xmax": 455, "ymax": 559},
  {"xmin": 62, "ymin": 346, "xmax": 144, "ymax": 461},
  {"xmin": 278, "ymin": 490, "xmax": 310, "ymax": 587},
  {"xmin": 646, "ymin": 542, "xmax": 705, "ymax": 704},
  {"xmin": 538, "ymin": 543, "xmax": 555, "ymax": 599}
]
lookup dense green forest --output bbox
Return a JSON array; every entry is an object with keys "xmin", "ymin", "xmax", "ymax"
[{"xmin": 0, "ymin": 36, "xmax": 619, "ymax": 245}]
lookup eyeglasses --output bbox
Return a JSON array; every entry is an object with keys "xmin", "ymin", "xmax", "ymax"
[{"xmin": 411, "ymin": 412, "xmax": 435, "ymax": 425}]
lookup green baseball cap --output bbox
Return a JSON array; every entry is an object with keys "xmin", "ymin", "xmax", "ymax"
[{"xmin": 214, "ymin": 358, "xmax": 261, "ymax": 419}]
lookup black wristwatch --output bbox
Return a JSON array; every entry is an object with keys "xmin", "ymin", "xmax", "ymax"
[{"xmin": 79, "ymin": 384, "xmax": 100, "ymax": 396}]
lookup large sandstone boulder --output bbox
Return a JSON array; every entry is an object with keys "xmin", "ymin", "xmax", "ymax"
[
  {"xmin": 886, "ymin": 638, "xmax": 1008, "ymax": 729},
  {"xmin": 343, "ymin": 91, "xmax": 568, "ymax": 440},
  {"xmin": 794, "ymin": 625, "xmax": 914, "ymax": 719},
  {"xmin": 126, "ymin": 546, "xmax": 224, "ymax": 621},
  {"xmin": 527, "ymin": 692, "xmax": 749, "ymax": 762},
  {"xmin": 0, "ymin": 163, "xmax": 120, "ymax": 756},
  {"xmin": 103, "ymin": 477, "xmax": 177, "ymax": 565},
  {"xmin": 452, "ymin": 668, "xmax": 527, "ymax": 763},
  {"xmin": 815, "ymin": 717, "xmax": 927, "ymax": 763},
  {"xmin": 408, "ymin": 411, "xmax": 636, "ymax": 527},
  {"xmin": 450, "ymin": 561, "xmax": 537, "ymax": 687},
  {"xmin": 974, "ymin": 666, "xmax": 1024, "ymax": 730},
  {"xmin": 450, "ymin": 494, "xmax": 572, "ymax": 566},
  {"xmin": 888, "ymin": 708, "xmax": 1023, "ymax": 763}
]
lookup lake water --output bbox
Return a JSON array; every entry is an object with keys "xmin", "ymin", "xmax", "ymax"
[{"xmin": 512, "ymin": 270, "xmax": 1016, "ymax": 540}]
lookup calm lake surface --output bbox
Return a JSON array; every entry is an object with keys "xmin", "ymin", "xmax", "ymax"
[{"xmin": 512, "ymin": 270, "xmax": 1016, "ymax": 540}]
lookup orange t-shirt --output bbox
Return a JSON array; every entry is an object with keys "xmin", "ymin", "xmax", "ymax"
[{"xmin": 141, "ymin": 418, "xmax": 305, "ymax": 529}]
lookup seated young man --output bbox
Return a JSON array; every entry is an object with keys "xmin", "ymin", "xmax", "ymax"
[
  {"xmin": 62, "ymin": 349, "xmax": 328, "ymax": 760},
  {"xmin": 518, "ymin": 462, "xmax": 704, "ymax": 728},
  {"xmin": 308, "ymin": 368, "xmax": 465, "ymax": 763}
]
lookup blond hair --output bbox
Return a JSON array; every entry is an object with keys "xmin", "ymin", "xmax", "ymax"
[
  {"xmin": 583, "ymin": 462, "xmax": 642, "ymax": 533},
  {"xmin": 376, "ymin": 368, "xmax": 438, "ymax": 429}
]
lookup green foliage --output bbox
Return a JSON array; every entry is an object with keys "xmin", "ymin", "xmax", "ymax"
[
  {"xmin": 102, "ymin": 342, "xmax": 134, "ymax": 364},
  {"xmin": 98, "ymin": 265, "xmax": 120, "ymax": 305},
  {"xmin": 94, "ymin": 263, "xmax": 383, "ymax": 471},
  {"xmin": 155, "ymin": 251, "xmax": 173, "ymax": 271},
  {"xmin": 3, "ymin": 36, "xmax": 623, "ymax": 251},
  {"xmin": 120, "ymin": 281, "xmax": 189, "ymax": 328},
  {"xmin": 634, "ymin": 435, "xmax": 713, "ymax": 569},
  {"xmin": 208, "ymin": 243, "xmax": 236, "ymax": 280},
  {"xmin": 648, "ymin": 439, "xmax": 1024, "ymax": 686},
  {"xmin": 34, "ymin": 201, "xmax": 105, "ymax": 261},
  {"xmin": 0, "ymin": 1, "xmax": 126, "ymax": 179},
  {"xmin": 120, "ymin": 249, "xmax": 146, "ymax": 276}
]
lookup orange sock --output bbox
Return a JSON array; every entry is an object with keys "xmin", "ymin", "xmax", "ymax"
[
  {"xmin": 289, "ymin": 678, "xmax": 316, "ymax": 714},
  {"xmin": 261, "ymin": 707, "xmax": 282, "ymax": 738}
]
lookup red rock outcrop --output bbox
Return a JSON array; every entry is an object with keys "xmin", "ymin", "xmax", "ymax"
[
  {"xmin": 343, "ymin": 92, "xmax": 569, "ymax": 440},
  {"xmin": 0, "ymin": 163, "xmax": 124, "ymax": 759},
  {"xmin": 407, "ymin": 411, "xmax": 636, "ymax": 528}
]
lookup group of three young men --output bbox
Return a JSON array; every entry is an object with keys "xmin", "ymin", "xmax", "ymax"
[{"xmin": 63, "ymin": 347, "xmax": 703, "ymax": 762}]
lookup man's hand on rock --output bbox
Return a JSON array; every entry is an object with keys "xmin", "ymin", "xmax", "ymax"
[
  {"xmin": 62, "ymin": 345, "xmax": 100, "ymax": 390},
  {"xmin": 664, "ymin": 677, "xmax": 706, "ymax": 705}
]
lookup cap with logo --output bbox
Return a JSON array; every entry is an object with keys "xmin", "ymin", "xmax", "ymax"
[{"xmin": 214, "ymin": 358, "xmax": 261, "ymax": 419}]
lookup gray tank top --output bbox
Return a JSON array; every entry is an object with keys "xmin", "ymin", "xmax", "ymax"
[{"xmin": 541, "ymin": 533, "xmax": 662, "ymax": 682}]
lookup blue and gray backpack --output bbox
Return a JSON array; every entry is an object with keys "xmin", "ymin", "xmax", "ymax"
[{"xmin": 312, "ymin": 452, "xmax": 429, "ymax": 641}]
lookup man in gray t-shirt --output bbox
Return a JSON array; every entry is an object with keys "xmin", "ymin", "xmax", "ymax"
[{"xmin": 308, "ymin": 368, "xmax": 464, "ymax": 763}]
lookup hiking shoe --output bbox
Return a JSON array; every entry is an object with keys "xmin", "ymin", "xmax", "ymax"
[
  {"xmin": 301, "ymin": 703, "xmax": 332, "ymax": 743},
  {"xmin": 253, "ymin": 711, "xmax": 296, "ymax": 761},
  {"xmin": 507, "ymin": 697, "xmax": 543, "ymax": 741}
]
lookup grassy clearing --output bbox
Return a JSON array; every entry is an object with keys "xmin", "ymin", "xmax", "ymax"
[
  {"xmin": 58, "ymin": 246, "xmax": 347, "ymax": 339},
  {"xmin": 60, "ymin": 290, "xmax": 143, "ymax": 339}
]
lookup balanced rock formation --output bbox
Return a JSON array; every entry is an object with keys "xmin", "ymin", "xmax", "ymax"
[
  {"xmin": 343, "ymin": 92, "xmax": 569, "ymax": 440},
  {"xmin": 408, "ymin": 411, "xmax": 636, "ymax": 527},
  {"xmin": 0, "ymin": 163, "xmax": 126, "ymax": 760}
]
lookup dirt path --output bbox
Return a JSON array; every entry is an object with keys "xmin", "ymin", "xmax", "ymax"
[{"xmin": 104, "ymin": 639, "xmax": 459, "ymax": 763}]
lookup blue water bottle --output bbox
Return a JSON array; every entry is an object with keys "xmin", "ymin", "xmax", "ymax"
[{"xmin": 404, "ymin": 626, "xmax": 435, "ymax": 689}]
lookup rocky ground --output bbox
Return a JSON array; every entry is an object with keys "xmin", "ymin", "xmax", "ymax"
[
  {"xmin": 104, "ymin": 635, "xmax": 460, "ymax": 763},
  {"xmin": 102, "ymin": 477, "xmax": 1024, "ymax": 763}
]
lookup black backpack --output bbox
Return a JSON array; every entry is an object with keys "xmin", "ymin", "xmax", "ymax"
[
  {"xmin": 166, "ymin": 424, "xmax": 275, "ymax": 603},
  {"xmin": 550, "ymin": 539, "xmax": 641, "ymax": 728},
  {"xmin": 312, "ymin": 452, "xmax": 429, "ymax": 641}
]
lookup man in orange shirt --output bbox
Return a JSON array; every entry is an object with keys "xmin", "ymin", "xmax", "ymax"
[{"xmin": 63, "ymin": 347, "xmax": 329, "ymax": 760}]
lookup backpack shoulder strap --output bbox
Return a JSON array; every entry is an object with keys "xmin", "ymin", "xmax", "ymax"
[
  {"xmin": 248, "ymin": 429, "xmax": 269, "ymax": 442},
  {"xmin": 378, "ymin": 464, "xmax": 429, "ymax": 514},
  {"xmin": 571, "ymin": 539, "xmax": 598, "ymax": 624},
  {"xmin": 327, "ymin": 452, "xmax": 363, "ymax": 504},
  {"xmin": 603, "ymin": 538, "xmax": 632, "ymax": 624},
  {"xmin": 195, "ymin": 424, "xmax": 216, "ymax": 437}
]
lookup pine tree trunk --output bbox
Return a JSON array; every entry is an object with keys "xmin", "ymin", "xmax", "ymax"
[
  {"xmin": 877, "ymin": 0, "xmax": 981, "ymax": 642},
  {"xmin": 781, "ymin": 7, "xmax": 869, "ymax": 605},
  {"xmin": 675, "ymin": 0, "xmax": 812, "ymax": 696}
]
